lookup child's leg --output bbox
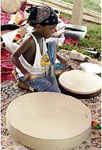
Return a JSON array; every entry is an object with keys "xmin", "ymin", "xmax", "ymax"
[
  {"xmin": 46, "ymin": 76, "xmax": 61, "ymax": 93},
  {"xmin": 18, "ymin": 76, "xmax": 60, "ymax": 92}
]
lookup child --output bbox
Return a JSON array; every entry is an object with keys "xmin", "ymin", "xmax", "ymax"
[{"xmin": 12, "ymin": 5, "xmax": 61, "ymax": 92}]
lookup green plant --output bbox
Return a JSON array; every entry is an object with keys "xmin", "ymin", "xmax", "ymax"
[
  {"xmin": 60, "ymin": 12, "xmax": 71, "ymax": 20},
  {"xmin": 79, "ymin": 24, "xmax": 101, "ymax": 51},
  {"xmin": 62, "ymin": 0, "xmax": 101, "ymax": 12}
]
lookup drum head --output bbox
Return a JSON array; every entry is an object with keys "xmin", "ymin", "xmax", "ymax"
[
  {"xmin": 6, "ymin": 92, "xmax": 91, "ymax": 150},
  {"xmin": 2, "ymin": 0, "xmax": 23, "ymax": 13},
  {"xmin": 59, "ymin": 70, "xmax": 102, "ymax": 95},
  {"xmin": 80, "ymin": 62, "xmax": 102, "ymax": 74}
]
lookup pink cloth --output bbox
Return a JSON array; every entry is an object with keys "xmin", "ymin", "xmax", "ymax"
[
  {"xmin": 59, "ymin": 16, "xmax": 78, "ymax": 44},
  {"xmin": 1, "ymin": 48, "xmax": 16, "ymax": 82},
  {"xmin": 59, "ymin": 16, "xmax": 70, "ymax": 24},
  {"xmin": 1, "ymin": 11, "xmax": 11, "ymax": 25},
  {"xmin": 64, "ymin": 37, "xmax": 78, "ymax": 45},
  {"xmin": 1, "ymin": 2, "xmax": 33, "ymax": 82}
]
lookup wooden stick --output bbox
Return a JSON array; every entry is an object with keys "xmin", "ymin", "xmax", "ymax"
[{"xmin": 72, "ymin": 0, "xmax": 83, "ymax": 25}]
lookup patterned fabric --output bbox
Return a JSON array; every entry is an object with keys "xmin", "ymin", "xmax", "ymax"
[
  {"xmin": 19, "ymin": 75, "xmax": 60, "ymax": 92},
  {"xmin": 1, "ymin": 11, "xmax": 11, "ymax": 25},
  {"xmin": 1, "ymin": 48, "xmax": 16, "ymax": 82},
  {"xmin": 35, "ymin": 6, "xmax": 51, "ymax": 23},
  {"xmin": 27, "ymin": 5, "xmax": 58, "ymax": 26}
]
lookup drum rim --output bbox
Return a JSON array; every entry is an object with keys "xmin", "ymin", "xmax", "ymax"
[
  {"xmin": 6, "ymin": 92, "xmax": 91, "ymax": 140},
  {"xmin": 59, "ymin": 70, "xmax": 102, "ymax": 95}
]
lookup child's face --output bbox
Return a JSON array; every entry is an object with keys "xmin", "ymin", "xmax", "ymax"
[{"xmin": 36, "ymin": 24, "xmax": 57, "ymax": 38}]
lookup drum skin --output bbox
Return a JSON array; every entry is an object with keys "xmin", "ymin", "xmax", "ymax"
[
  {"xmin": 6, "ymin": 92, "xmax": 91, "ymax": 150},
  {"xmin": 80, "ymin": 62, "xmax": 102, "ymax": 75},
  {"xmin": 59, "ymin": 70, "xmax": 102, "ymax": 95}
]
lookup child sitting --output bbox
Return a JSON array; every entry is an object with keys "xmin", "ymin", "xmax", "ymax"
[{"xmin": 12, "ymin": 5, "xmax": 61, "ymax": 92}]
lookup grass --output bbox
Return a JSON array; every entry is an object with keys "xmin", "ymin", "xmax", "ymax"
[
  {"xmin": 62, "ymin": 0, "xmax": 101, "ymax": 12},
  {"xmin": 79, "ymin": 25, "xmax": 101, "ymax": 50}
]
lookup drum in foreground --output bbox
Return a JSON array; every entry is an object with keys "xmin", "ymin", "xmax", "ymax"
[
  {"xmin": 6, "ymin": 92, "xmax": 91, "ymax": 150},
  {"xmin": 59, "ymin": 70, "xmax": 102, "ymax": 95}
]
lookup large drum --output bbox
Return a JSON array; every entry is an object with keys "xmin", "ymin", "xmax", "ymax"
[
  {"xmin": 59, "ymin": 70, "xmax": 102, "ymax": 95},
  {"xmin": 6, "ymin": 92, "xmax": 91, "ymax": 150}
]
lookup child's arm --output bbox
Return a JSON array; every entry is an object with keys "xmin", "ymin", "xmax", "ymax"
[{"xmin": 12, "ymin": 36, "xmax": 33, "ymax": 75}]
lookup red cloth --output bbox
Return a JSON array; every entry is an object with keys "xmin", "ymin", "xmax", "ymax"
[
  {"xmin": 59, "ymin": 16, "xmax": 70, "ymax": 24},
  {"xmin": 1, "ymin": 2, "xmax": 33, "ymax": 82},
  {"xmin": 1, "ymin": 11, "xmax": 11, "ymax": 25},
  {"xmin": 59, "ymin": 16, "xmax": 78, "ymax": 45},
  {"xmin": 64, "ymin": 37, "xmax": 78, "ymax": 45},
  {"xmin": 1, "ymin": 48, "xmax": 16, "ymax": 82}
]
